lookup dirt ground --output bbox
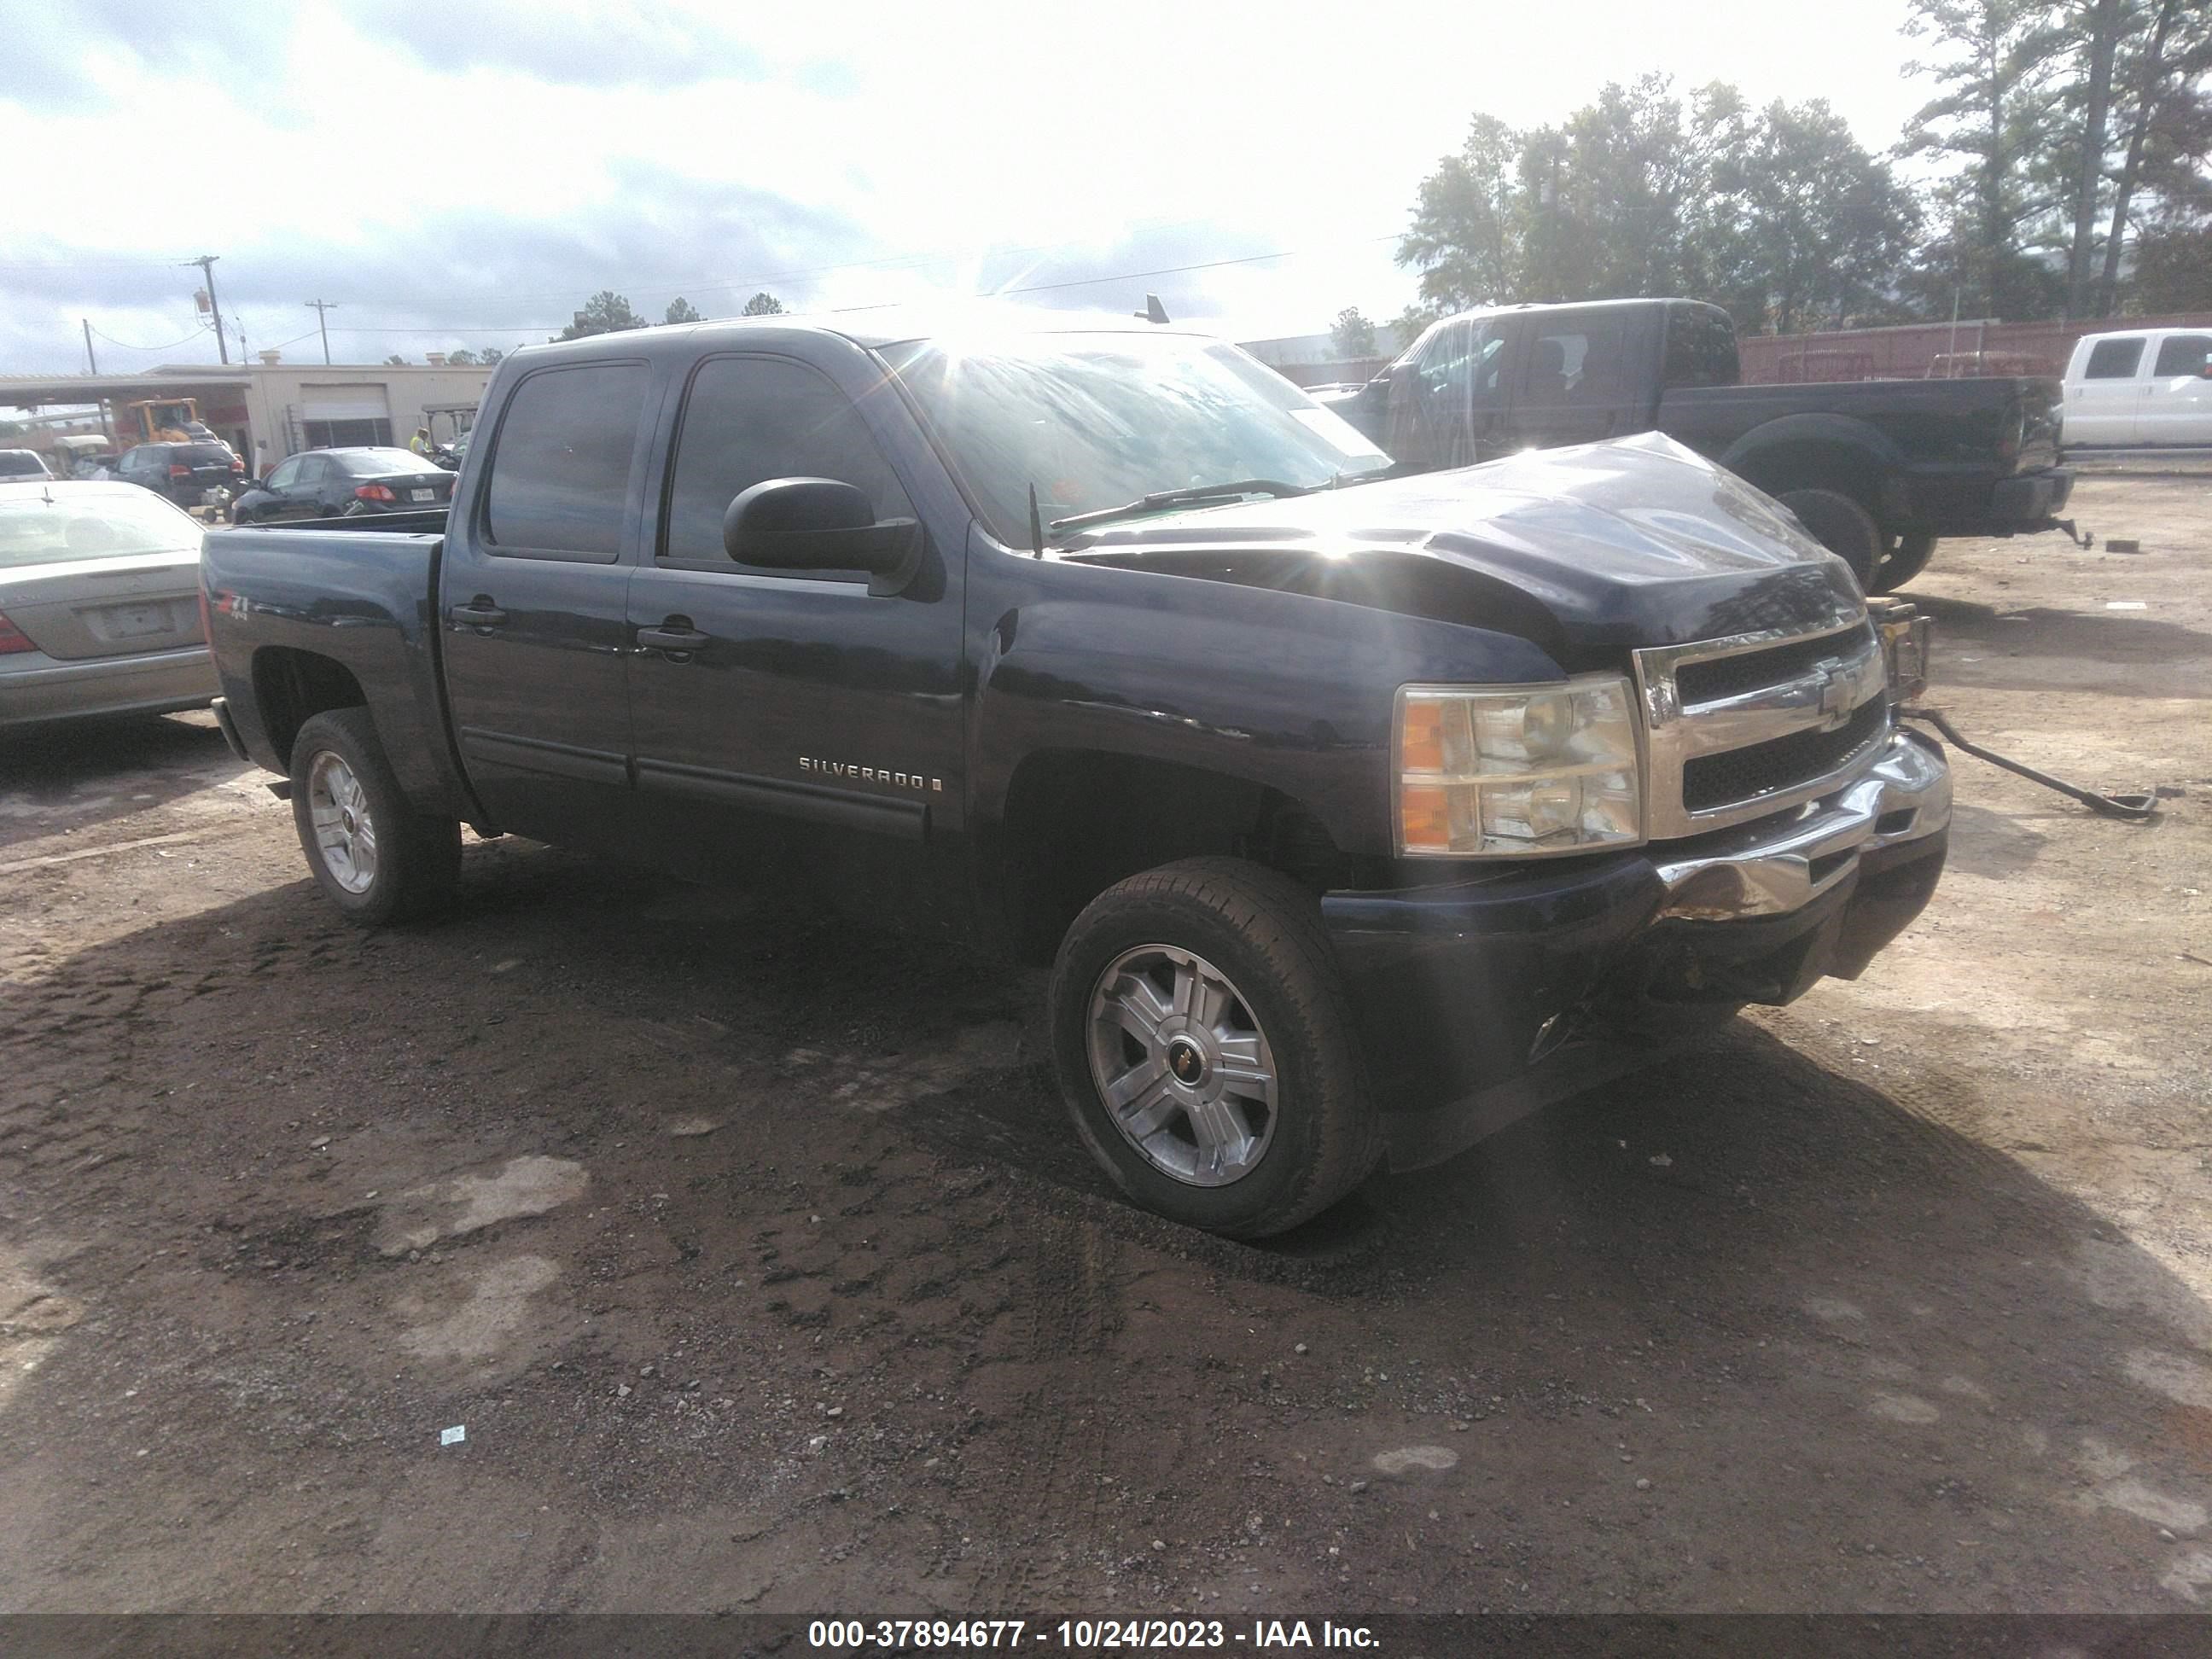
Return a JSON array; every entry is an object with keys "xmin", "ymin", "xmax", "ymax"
[{"xmin": 1, "ymin": 470, "xmax": 2209, "ymax": 1618}]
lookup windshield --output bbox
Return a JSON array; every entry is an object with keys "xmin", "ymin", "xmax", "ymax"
[
  {"xmin": 0, "ymin": 488, "xmax": 201, "ymax": 568},
  {"xmin": 879, "ymin": 333, "xmax": 1389, "ymax": 544}
]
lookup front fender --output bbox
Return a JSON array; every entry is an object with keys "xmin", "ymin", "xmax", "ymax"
[{"xmin": 965, "ymin": 545, "xmax": 1563, "ymax": 860}]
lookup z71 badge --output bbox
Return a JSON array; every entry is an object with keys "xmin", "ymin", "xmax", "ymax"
[{"xmin": 799, "ymin": 756, "xmax": 944, "ymax": 792}]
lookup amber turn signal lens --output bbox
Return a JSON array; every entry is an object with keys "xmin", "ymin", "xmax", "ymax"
[
  {"xmin": 1399, "ymin": 783, "xmax": 1451, "ymax": 852},
  {"xmin": 1400, "ymin": 699, "xmax": 1444, "ymax": 773}
]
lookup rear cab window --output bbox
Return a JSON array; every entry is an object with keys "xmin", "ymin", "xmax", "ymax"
[
  {"xmin": 1663, "ymin": 306, "xmax": 1740, "ymax": 388},
  {"xmin": 1522, "ymin": 318, "xmax": 1633, "ymax": 405},
  {"xmin": 482, "ymin": 362, "xmax": 650, "ymax": 562},
  {"xmin": 2083, "ymin": 338, "xmax": 2145, "ymax": 380}
]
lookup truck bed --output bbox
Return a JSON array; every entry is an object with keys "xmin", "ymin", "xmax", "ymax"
[
  {"xmin": 1660, "ymin": 375, "xmax": 2064, "ymax": 474},
  {"xmin": 201, "ymin": 519, "xmax": 467, "ymax": 816}
]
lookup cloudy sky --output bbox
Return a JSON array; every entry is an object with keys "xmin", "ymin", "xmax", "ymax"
[{"xmin": 3, "ymin": 0, "xmax": 1935, "ymax": 375}]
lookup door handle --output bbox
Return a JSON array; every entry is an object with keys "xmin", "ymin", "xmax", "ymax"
[
  {"xmin": 448, "ymin": 602, "xmax": 507, "ymax": 627},
  {"xmin": 636, "ymin": 626, "xmax": 710, "ymax": 654}
]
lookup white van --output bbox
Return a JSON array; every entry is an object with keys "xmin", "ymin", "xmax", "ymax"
[{"xmin": 2062, "ymin": 327, "xmax": 2212, "ymax": 445}]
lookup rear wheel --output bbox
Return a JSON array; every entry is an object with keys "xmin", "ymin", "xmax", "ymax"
[
  {"xmin": 288, "ymin": 708, "xmax": 459, "ymax": 927},
  {"xmin": 1775, "ymin": 488, "xmax": 1882, "ymax": 589},
  {"xmin": 1870, "ymin": 532, "xmax": 1937, "ymax": 595},
  {"xmin": 1050, "ymin": 858, "xmax": 1378, "ymax": 1237}
]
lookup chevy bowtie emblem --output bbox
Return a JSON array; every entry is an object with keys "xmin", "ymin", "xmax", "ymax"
[{"xmin": 1815, "ymin": 658, "xmax": 1862, "ymax": 728}]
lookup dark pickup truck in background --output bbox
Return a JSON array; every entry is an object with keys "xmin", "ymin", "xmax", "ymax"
[
  {"xmin": 1318, "ymin": 298, "xmax": 2073, "ymax": 594},
  {"xmin": 201, "ymin": 311, "xmax": 1949, "ymax": 1237}
]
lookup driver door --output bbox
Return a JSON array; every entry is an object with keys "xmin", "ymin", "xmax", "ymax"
[
  {"xmin": 1384, "ymin": 317, "xmax": 1507, "ymax": 471},
  {"xmin": 624, "ymin": 351, "xmax": 967, "ymax": 923}
]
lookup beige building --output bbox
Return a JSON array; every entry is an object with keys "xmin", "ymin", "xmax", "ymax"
[{"xmin": 0, "ymin": 357, "xmax": 495, "ymax": 474}]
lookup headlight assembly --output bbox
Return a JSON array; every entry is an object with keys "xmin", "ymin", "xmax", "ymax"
[{"xmin": 1395, "ymin": 677, "xmax": 1644, "ymax": 857}]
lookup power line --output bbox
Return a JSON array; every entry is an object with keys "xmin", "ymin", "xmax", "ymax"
[
  {"xmin": 295, "ymin": 232, "xmax": 1410, "ymax": 335},
  {"xmin": 996, "ymin": 236, "xmax": 1402, "ymax": 298},
  {"xmin": 86, "ymin": 323, "xmax": 216, "ymax": 352},
  {"xmin": 0, "ymin": 257, "xmax": 202, "ymax": 272}
]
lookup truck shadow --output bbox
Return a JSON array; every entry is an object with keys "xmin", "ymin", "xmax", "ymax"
[
  {"xmin": 6, "ymin": 837, "xmax": 2208, "ymax": 1607},
  {"xmin": 1914, "ymin": 593, "xmax": 2212, "ymax": 672}
]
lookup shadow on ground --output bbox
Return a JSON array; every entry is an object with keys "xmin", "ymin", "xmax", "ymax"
[
  {"xmin": 2, "ymin": 836, "xmax": 2206, "ymax": 1612},
  {"xmin": 0, "ymin": 712, "xmax": 242, "ymax": 848}
]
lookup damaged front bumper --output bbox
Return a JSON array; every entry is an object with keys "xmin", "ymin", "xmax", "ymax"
[{"xmin": 1323, "ymin": 728, "xmax": 1951, "ymax": 1171}]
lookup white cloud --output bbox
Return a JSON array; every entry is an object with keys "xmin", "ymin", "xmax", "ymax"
[{"xmin": 3, "ymin": 0, "xmax": 1930, "ymax": 372}]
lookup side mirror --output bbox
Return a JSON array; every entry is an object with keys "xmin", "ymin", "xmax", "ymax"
[{"xmin": 723, "ymin": 477, "xmax": 923, "ymax": 597}]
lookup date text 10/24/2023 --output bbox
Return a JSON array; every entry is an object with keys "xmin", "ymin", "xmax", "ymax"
[{"xmin": 806, "ymin": 1620, "xmax": 1381, "ymax": 1650}]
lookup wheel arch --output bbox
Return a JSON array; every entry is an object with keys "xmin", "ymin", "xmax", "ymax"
[
  {"xmin": 995, "ymin": 748, "xmax": 1361, "ymax": 964},
  {"xmin": 251, "ymin": 646, "xmax": 368, "ymax": 767},
  {"xmin": 1720, "ymin": 416, "xmax": 1904, "ymax": 521}
]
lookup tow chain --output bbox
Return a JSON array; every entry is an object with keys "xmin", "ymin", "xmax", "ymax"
[{"xmin": 1900, "ymin": 706, "xmax": 2160, "ymax": 822}]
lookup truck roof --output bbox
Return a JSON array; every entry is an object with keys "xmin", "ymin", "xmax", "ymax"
[
  {"xmin": 502, "ymin": 306, "xmax": 1208, "ymax": 370},
  {"xmin": 1434, "ymin": 297, "xmax": 1725, "ymax": 326}
]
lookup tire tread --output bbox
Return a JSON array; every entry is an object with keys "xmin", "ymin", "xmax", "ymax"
[{"xmin": 1051, "ymin": 856, "xmax": 1377, "ymax": 1237}]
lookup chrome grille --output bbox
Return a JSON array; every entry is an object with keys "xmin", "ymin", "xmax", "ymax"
[
  {"xmin": 1681, "ymin": 695, "xmax": 1889, "ymax": 812},
  {"xmin": 1633, "ymin": 616, "xmax": 1892, "ymax": 841},
  {"xmin": 1675, "ymin": 622, "xmax": 1877, "ymax": 704}
]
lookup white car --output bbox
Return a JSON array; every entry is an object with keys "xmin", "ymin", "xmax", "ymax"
[
  {"xmin": 2062, "ymin": 327, "xmax": 2212, "ymax": 445},
  {"xmin": 0, "ymin": 480, "xmax": 216, "ymax": 728}
]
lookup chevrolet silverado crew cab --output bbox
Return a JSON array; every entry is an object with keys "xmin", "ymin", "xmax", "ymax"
[
  {"xmin": 201, "ymin": 311, "xmax": 1950, "ymax": 1238},
  {"xmin": 1319, "ymin": 298, "xmax": 2072, "ymax": 595}
]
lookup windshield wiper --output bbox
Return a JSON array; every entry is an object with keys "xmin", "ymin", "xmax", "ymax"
[{"xmin": 1046, "ymin": 478, "xmax": 1315, "ymax": 535}]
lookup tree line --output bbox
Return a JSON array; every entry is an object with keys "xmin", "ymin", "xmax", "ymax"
[
  {"xmin": 555, "ymin": 288, "xmax": 786, "ymax": 340},
  {"xmin": 376, "ymin": 290, "xmax": 787, "ymax": 365},
  {"xmin": 1372, "ymin": 0, "xmax": 2210, "ymax": 351}
]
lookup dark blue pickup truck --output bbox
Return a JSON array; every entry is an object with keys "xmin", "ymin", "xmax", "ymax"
[
  {"xmin": 201, "ymin": 311, "xmax": 1950, "ymax": 1237},
  {"xmin": 1319, "ymin": 299, "xmax": 2073, "ymax": 595}
]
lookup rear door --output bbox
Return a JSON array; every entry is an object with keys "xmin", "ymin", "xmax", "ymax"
[
  {"xmin": 623, "ymin": 348, "xmax": 966, "ymax": 917},
  {"xmin": 1502, "ymin": 311, "xmax": 1645, "ymax": 449},
  {"xmin": 438, "ymin": 358, "xmax": 654, "ymax": 847},
  {"xmin": 2141, "ymin": 332, "xmax": 2212, "ymax": 445},
  {"xmin": 2067, "ymin": 335, "xmax": 2147, "ymax": 443},
  {"xmin": 276, "ymin": 455, "xmax": 330, "ymax": 520}
]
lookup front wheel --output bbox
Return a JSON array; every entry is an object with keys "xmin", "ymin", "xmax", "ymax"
[
  {"xmin": 1775, "ymin": 487, "xmax": 1882, "ymax": 589},
  {"xmin": 1869, "ymin": 532, "xmax": 1937, "ymax": 594},
  {"xmin": 1050, "ymin": 858, "xmax": 1378, "ymax": 1237},
  {"xmin": 288, "ymin": 708, "xmax": 459, "ymax": 926}
]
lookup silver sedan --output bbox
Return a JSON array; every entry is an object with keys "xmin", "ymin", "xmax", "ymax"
[{"xmin": 0, "ymin": 480, "xmax": 217, "ymax": 728}]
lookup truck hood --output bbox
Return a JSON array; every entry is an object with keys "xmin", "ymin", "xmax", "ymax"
[{"xmin": 1054, "ymin": 432, "xmax": 1864, "ymax": 672}]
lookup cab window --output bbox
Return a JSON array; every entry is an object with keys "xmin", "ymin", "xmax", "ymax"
[
  {"xmin": 2152, "ymin": 335, "xmax": 2212, "ymax": 377},
  {"xmin": 482, "ymin": 362, "xmax": 650, "ymax": 562},
  {"xmin": 2083, "ymin": 338, "xmax": 2145, "ymax": 379},
  {"xmin": 661, "ymin": 355, "xmax": 911, "ymax": 573},
  {"xmin": 1663, "ymin": 307, "xmax": 1739, "ymax": 388}
]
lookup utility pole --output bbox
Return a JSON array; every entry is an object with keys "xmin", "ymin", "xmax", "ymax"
[
  {"xmin": 182, "ymin": 254, "xmax": 229, "ymax": 364},
  {"xmin": 305, "ymin": 298, "xmax": 339, "ymax": 364},
  {"xmin": 82, "ymin": 319, "xmax": 98, "ymax": 375}
]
